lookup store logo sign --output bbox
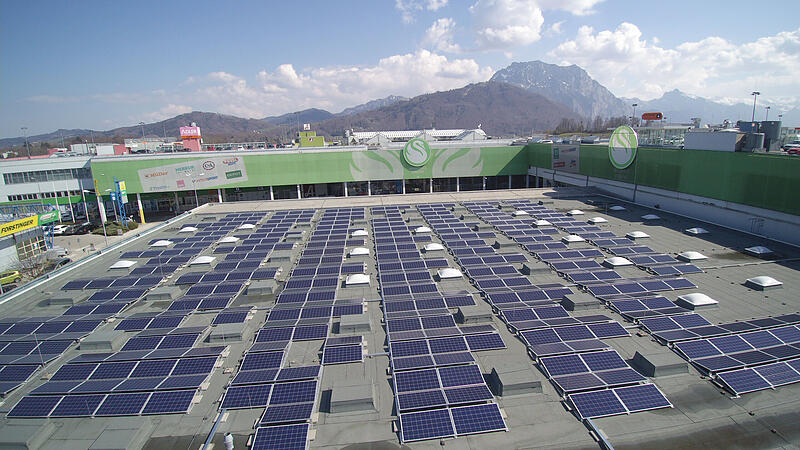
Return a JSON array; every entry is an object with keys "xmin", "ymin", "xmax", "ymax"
[
  {"xmin": 403, "ymin": 138, "xmax": 431, "ymax": 167},
  {"xmin": 609, "ymin": 126, "xmax": 638, "ymax": 169}
]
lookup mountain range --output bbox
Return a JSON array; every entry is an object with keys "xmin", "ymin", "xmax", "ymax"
[{"xmin": 3, "ymin": 60, "xmax": 796, "ymax": 150}]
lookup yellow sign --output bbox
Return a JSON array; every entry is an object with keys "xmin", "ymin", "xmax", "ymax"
[{"xmin": 0, "ymin": 215, "xmax": 39, "ymax": 237}]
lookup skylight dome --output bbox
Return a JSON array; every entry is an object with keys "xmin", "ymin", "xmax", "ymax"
[
  {"xmin": 437, "ymin": 268, "xmax": 463, "ymax": 279},
  {"xmin": 345, "ymin": 274, "xmax": 370, "ymax": 286},
  {"xmin": 745, "ymin": 276, "xmax": 782, "ymax": 291},
  {"xmin": 349, "ymin": 247, "xmax": 370, "ymax": 256},
  {"xmin": 677, "ymin": 251, "xmax": 707, "ymax": 261},
  {"xmin": 109, "ymin": 260, "xmax": 136, "ymax": 269},
  {"xmin": 603, "ymin": 257, "xmax": 633, "ymax": 267}
]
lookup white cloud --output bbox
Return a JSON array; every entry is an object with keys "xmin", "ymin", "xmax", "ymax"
[
  {"xmin": 187, "ymin": 50, "xmax": 492, "ymax": 118},
  {"xmin": 548, "ymin": 24, "xmax": 800, "ymax": 106},
  {"xmin": 396, "ymin": 0, "xmax": 449, "ymax": 23},
  {"xmin": 142, "ymin": 104, "xmax": 193, "ymax": 122},
  {"xmin": 26, "ymin": 95, "xmax": 80, "ymax": 103},
  {"xmin": 469, "ymin": 0, "xmax": 603, "ymax": 50},
  {"xmin": 422, "ymin": 18, "xmax": 462, "ymax": 53},
  {"xmin": 545, "ymin": 20, "xmax": 565, "ymax": 36}
]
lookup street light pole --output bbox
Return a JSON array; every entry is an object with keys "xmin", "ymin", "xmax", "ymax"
[
  {"xmin": 632, "ymin": 103, "xmax": 638, "ymax": 126},
  {"xmin": 765, "ymin": 106, "xmax": 771, "ymax": 121},
  {"xmin": 751, "ymin": 91, "xmax": 760, "ymax": 122},
  {"xmin": 21, "ymin": 127, "xmax": 30, "ymax": 159}
]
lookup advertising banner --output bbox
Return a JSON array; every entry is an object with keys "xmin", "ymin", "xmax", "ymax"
[
  {"xmin": 137, "ymin": 156, "xmax": 249, "ymax": 193},
  {"xmin": 179, "ymin": 126, "xmax": 201, "ymax": 139},
  {"xmin": 0, "ymin": 210, "xmax": 60, "ymax": 237},
  {"xmin": 552, "ymin": 144, "xmax": 580, "ymax": 173}
]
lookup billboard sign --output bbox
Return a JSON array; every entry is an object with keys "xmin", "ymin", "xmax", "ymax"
[
  {"xmin": 551, "ymin": 144, "xmax": 580, "ymax": 173},
  {"xmin": 402, "ymin": 138, "xmax": 431, "ymax": 167},
  {"xmin": 609, "ymin": 126, "xmax": 638, "ymax": 169},
  {"xmin": 137, "ymin": 156, "xmax": 248, "ymax": 193},
  {"xmin": 180, "ymin": 126, "xmax": 202, "ymax": 139},
  {"xmin": 117, "ymin": 180, "xmax": 129, "ymax": 204},
  {"xmin": 641, "ymin": 112, "xmax": 663, "ymax": 121},
  {"xmin": 0, "ymin": 210, "xmax": 60, "ymax": 237}
]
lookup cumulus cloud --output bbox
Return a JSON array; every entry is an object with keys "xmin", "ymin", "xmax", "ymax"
[
  {"xmin": 396, "ymin": 0, "xmax": 449, "ymax": 23},
  {"xmin": 548, "ymin": 24, "xmax": 800, "ymax": 105},
  {"xmin": 187, "ymin": 50, "xmax": 492, "ymax": 118},
  {"xmin": 469, "ymin": 0, "xmax": 603, "ymax": 50},
  {"xmin": 422, "ymin": 18, "xmax": 462, "ymax": 53},
  {"xmin": 142, "ymin": 104, "xmax": 193, "ymax": 122}
]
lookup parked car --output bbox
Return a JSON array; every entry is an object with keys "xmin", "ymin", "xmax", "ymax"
[
  {"xmin": 0, "ymin": 270, "xmax": 21, "ymax": 285},
  {"xmin": 52, "ymin": 224, "xmax": 70, "ymax": 235},
  {"xmin": 782, "ymin": 140, "xmax": 800, "ymax": 152},
  {"xmin": 65, "ymin": 223, "xmax": 93, "ymax": 235},
  {"xmin": 46, "ymin": 257, "xmax": 71, "ymax": 271}
]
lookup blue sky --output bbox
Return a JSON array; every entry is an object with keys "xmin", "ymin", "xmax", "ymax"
[{"xmin": 2, "ymin": 0, "xmax": 798, "ymax": 136}]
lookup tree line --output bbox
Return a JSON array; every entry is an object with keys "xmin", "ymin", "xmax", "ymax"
[{"xmin": 553, "ymin": 116, "xmax": 637, "ymax": 134}]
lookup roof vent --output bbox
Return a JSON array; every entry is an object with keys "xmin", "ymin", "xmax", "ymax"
[
  {"xmin": 603, "ymin": 257, "xmax": 633, "ymax": 267},
  {"xmin": 677, "ymin": 251, "xmax": 707, "ymax": 261},
  {"xmin": 626, "ymin": 231, "xmax": 650, "ymax": 239},
  {"xmin": 437, "ymin": 268, "xmax": 463, "ymax": 279},
  {"xmin": 512, "ymin": 210, "xmax": 530, "ymax": 216},
  {"xmin": 588, "ymin": 217, "xmax": 608, "ymax": 224},
  {"xmin": 237, "ymin": 223, "xmax": 256, "ymax": 230},
  {"xmin": 675, "ymin": 293, "xmax": 718, "ymax": 310},
  {"xmin": 179, "ymin": 226, "xmax": 198, "ymax": 233},
  {"xmin": 150, "ymin": 240, "xmax": 173, "ymax": 247},
  {"xmin": 218, "ymin": 236, "xmax": 240, "ymax": 244},
  {"xmin": 533, "ymin": 220, "xmax": 552, "ymax": 227},
  {"xmin": 351, "ymin": 229, "xmax": 368, "ymax": 237},
  {"xmin": 641, "ymin": 214, "xmax": 660, "ymax": 220},
  {"xmin": 349, "ymin": 247, "xmax": 370, "ymax": 256},
  {"xmin": 345, "ymin": 274, "xmax": 370, "ymax": 286},
  {"xmin": 567, "ymin": 209, "xmax": 584, "ymax": 216},
  {"xmin": 424, "ymin": 243, "xmax": 445, "ymax": 252},
  {"xmin": 109, "ymin": 260, "xmax": 136, "ymax": 269},
  {"xmin": 414, "ymin": 226, "xmax": 432, "ymax": 234},
  {"xmin": 685, "ymin": 227, "xmax": 709, "ymax": 235},
  {"xmin": 745, "ymin": 276, "xmax": 782, "ymax": 291},
  {"xmin": 609, "ymin": 205, "xmax": 626, "ymax": 211},
  {"xmin": 562, "ymin": 235, "xmax": 585, "ymax": 243}
]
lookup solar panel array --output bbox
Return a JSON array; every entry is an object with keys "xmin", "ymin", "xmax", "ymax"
[
  {"xmin": 6, "ymin": 195, "xmax": 799, "ymax": 446},
  {"xmin": 372, "ymin": 204, "xmax": 508, "ymax": 442},
  {"xmin": 455, "ymin": 199, "xmax": 673, "ymax": 420}
]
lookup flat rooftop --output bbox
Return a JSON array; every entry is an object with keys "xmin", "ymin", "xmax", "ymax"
[{"xmin": 0, "ymin": 187, "xmax": 798, "ymax": 449}]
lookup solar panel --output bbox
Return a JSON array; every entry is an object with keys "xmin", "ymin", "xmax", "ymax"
[
  {"xmin": 251, "ymin": 424, "xmax": 309, "ymax": 450},
  {"xmin": 8, "ymin": 395, "xmax": 63, "ymax": 417},
  {"xmin": 450, "ymin": 403, "xmax": 507, "ymax": 436},
  {"xmin": 438, "ymin": 364, "xmax": 484, "ymax": 388},
  {"xmin": 569, "ymin": 389, "xmax": 626, "ymax": 419},
  {"xmin": 269, "ymin": 380, "xmax": 318, "ymax": 405},
  {"xmin": 465, "ymin": 333, "xmax": 506, "ymax": 351},
  {"xmin": 399, "ymin": 408, "xmax": 455, "ymax": 442},
  {"xmin": 614, "ymin": 384, "xmax": 672, "ymax": 413},
  {"xmin": 260, "ymin": 402, "xmax": 315, "ymax": 425},
  {"xmin": 141, "ymin": 389, "xmax": 195, "ymax": 414},
  {"xmin": 397, "ymin": 389, "xmax": 448, "ymax": 411},
  {"xmin": 222, "ymin": 384, "xmax": 272, "ymax": 409},
  {"xmin": 94, "ymin": 392, "xmax": 150, "ymax": 416},
  {"xmin": 49, "ymin": 394, "xmax": 104, "ymax": 417},
  {"xmin": 322, "ymin": 345, "xmax": 363, "ymax": 365}
]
